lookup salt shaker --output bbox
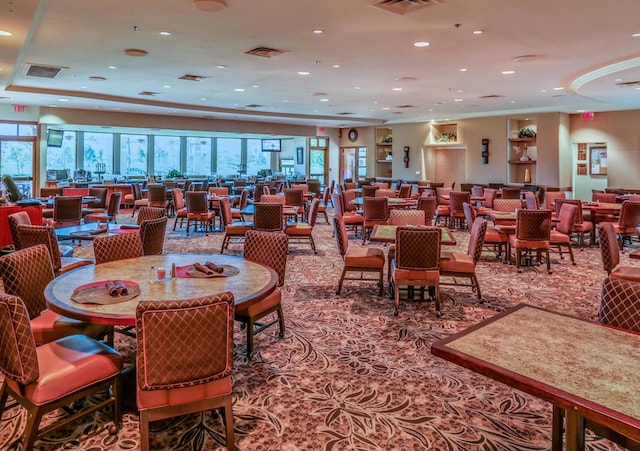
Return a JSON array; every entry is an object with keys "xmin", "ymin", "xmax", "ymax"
[
  {"xmin": 149, "ymin": 265, "xmax": 156, "ymax": 284},
  {"xmin": 171, "ymin": 262, "xmax": 177, "ymax": 280}
]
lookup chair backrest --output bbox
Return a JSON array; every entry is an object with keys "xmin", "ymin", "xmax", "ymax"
[
  {"xmin": 332, "ymin": 216, "xmax": 349, "ymax": 257},
  {"xmin": 136, "ymin": 292, "xmax": 234, "ymax": 391},
  {"xmin": 471, "ymin": 186, "xmax": 484, "ymax": 196},
  {"xmin": 592, "ymin": 192, "xmax": 616, "ymax": 203},
  {"xmin": 417, "ymin": 197, "xmax": 437, "ymax": 224},
  {"xmin": 307, "ymin": 198, "xmax": 320, "ymax": 227},
  {"xmin": 599, "ymin": 277, "xmax": 640, "ymax": 332},
  {"xmin": 361, "ymin": 185, "xmax": 378, "ymax": 198},
  {"xmin": 8, "ymin": 211, "xmax": 31, "ymax": 250},
  {"xmin": 263, "ymin": 185, "xmax": 272, "ymax": 195},
  {"xmin": 185, "ymin": 191, "xmax": 208, "ymax": 214},
  {"xmin": 372, "ymin": 182, "xmax": 389, "ymax": 189},
  {"xmin": 493, "ymin": 199, "xmax": 522, "ymax": 212},
  {"xmin": 342, "ymin": 189, "xmax": 358, "ymax": 212},
  {"xmin": 363, "ymin": 197, "xmax": 388, "ymax": 222},
  {"xmin": 535, "ymin": 186, "xmax": 547, "ymax": 208},
  {"xmin": 132, "ymin": 183, "xmax": 143, "ymax": 200},
  {"xmin": 0, "ymin": 293, "xmax": 39, "ymax": 386},
  {"xmin": 16, "ymin": 224, "xmax": 63, "ymax": 271},
  {"xmin": 598, "ymin": 222, "xmax": 620, "ymax": 274},
  {"xmin": 462, "ymin": 202, "xmax": 477, "ymax": 227},
  {"xmin": 87, "ymin": 188, "xmax": 108, "ymax": 208},
  {"xmin": 321, "ymin": 186, "xmax": 331, "ymax": 205},
  {"xmin": 54, "ymin": 196, "xmax": 83, "ymax": 224},
  {"xmin": 436, "ymin": 187, "xmax": 452, "ymax": 205},
  {"xmin": 219, "ymin": 197, "xmax": 233, "ymax": 227},
  {"xmin": 468, "ymin": 218, "xmax": 488, "ymax": 263},
  {"xmin": 172, "ymin": 188, "xmax": 185, "ymax": 210},
  {"xmin": 376, "ymin": 189, "xmax": 397, "ymax": 199},
  {"xmin": 332, "ymin": 193, "xmax": 344, "ymax": 216},
  {"xmin": 388, "ymin": 209, "xmax": 425, "ymax": 226},
  {"xmin": 524, "ymin": 192, "xmax": 539, "ymax": 210},
  {"xmin": 344, "ymin": 182, "xmax": 357, "ymax": 191},
  {"xmin": 291, "ymin": 183, "xmax": 309, "ymax": 194},
  {"xmin": 450, "ymin": 191, "xmax": 471, "ymax": 213},
  {"xmin": 284, "ymin": 188, "xmax": 304, "ymax": 207},
  {"xmin": 40, "ymin": 187, "xmax": 63, "ymax": 197},
  {"xmin": 556, "ymin": 203, "xmax": 578, "ymax": 235},
  {"xmin": 0, "ymin": 244, "xmax": 54, "ymax": 319},
  {"xmin": 395, "ymin": 227, "xmax": 441, "ymax": 270},
  {"xmin": 137, "ymin": 206, "xmax": 166, "ymax": 224},
  {"xmin": 483, "ymin": 188, "xmax": 497, "ymax": 209},
  {"xmin": 234, "ymin": 179, "xmax": 246, "ymax": 188},
  {"xmin": 253, "ymin": 203, "xmax": 283, "ymax": 232},
  {"xmin": 515, "ymin": 209, "xmax": 552, "ymax": 240},
  {"xmin": 239, "ymin": 189, "xmax": 249, "ymax": 209},
  {"xmin": 93, "ymin": 232, "xmax": 143, "ymax": 264},
  {"xmin": 244, "ymin": 230, "xmax": 288, "ymax": 286},
  {"xmin": 139, "ymin": 216, "xmax": 168, "ymax": 256},
  {"xmin": 398, "ymin": 184, "xmax": 412, "ymax": 199},
  {"xmin": 605, "ymin": 187, "xmax": 625, "ymax": 195},
  {"xmin": 261, "ymin": 194, "xmax": 286, "ymax": 205},
  {"xmin": 618, "ymin": 201, "xmax": 640, "ymax": 228},
  {"xmin": 545, "ymin": 191, "xmax": 566, "ymax": 211},
  {"xmin": 209, "ymin": 186, "xmax": 229, "ymax": 197},
  {"xmin": 554, "ymin": 199, "xmax": 583, "ymax": 225},
  {"xmin": 420, "ymin": 189, "xmax": 435, "ymax": 198},
  {"xmin": 501, "ymin": 187, "xmax": 521, "ymax": 199},
  {"xmin": 147, "ymin": 184, "xmax": 167, "ymax": 208},
  {"xmin": 106, "ymin": 191, "xmax": 122, "ymax": 217}
]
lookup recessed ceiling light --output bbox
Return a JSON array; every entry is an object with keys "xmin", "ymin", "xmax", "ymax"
[
  {"xmin": 58, "ymin": 98, "xmax": 69, "ymax": 102},
  {"xmin": 332, "ymin": 64, "xmax": 341, "ymax": 68},
  {"xmin": 217, "ymin": 65, "xmax": 227, "ymax": 69},
  {"xmin": 313, "ymin": 29, "xmax": 324, "ymax": 34},
  {"xmin": 80, "ymin": 86, "xmax": 87, "ymax": 89},
  {"xmin": 510, "ymin": 100, "xmax": 516, "ymax": 104},
  {"xmin": 459, "ymin": 68, "xmax": 467, "ymax": 72},
  {"xmin": 472, "ymin": 30, "xmax": 484, "ymax": 35},
  {"xmin": 320, "ymin": 98, "xmax": 329, "ymax": 102},
  {"xmin": 457, "ymin": 90, "xmax": 464, "ymax": 93},
  {"xmin": 0, "ymin": 30, "xmax": 12, "ymax": 37},
  {"xmin": 392, "ymin": 87, "xmax": 403, "ymax": 91},
  {"xmin": 354, "ymin": 86, "xmax": 361, "ymax": 90},
  {"xmin": 159, "ymin": 31, "xmax": 171, "ymax": 36},
  {"xmin": 200, "ymin": 97, "xmax": 208, "ymax": 101},
  {"xmin": 540, "ymin": 89, "xmax": 547, "ymax": 93},
  {"xmin": 553, "ymin": 87, "xmax": 565, "ymax": 90},
  {"xmin": 252, "ymin": 85, "xmax": 260, "ymax": 88},
  {"xmin": 633, "ymin": 33, "xmax": 640, "ymax": 37},
  {"xmin": 413, "ymin": 41, "xmax": 430, "ymax": 47},
  {"xmin": 108, "ymin": 66, "xmax": 117, "ymax": 69},
  {"xmin": 502, "ymin": 70, "xmax": 515, "ymax": 75},
  {"xmin": 615, "ymin": 78, "xmax": 623, "ymax": 82},
  {"xmin": 234, "ymin": 88, "xmax": 245, "ymax": 92},
  {"xmin": 163, "ymin": 85, "xmax": 171, "ymax": 88},
  {"xmin": 382, "ymin": 107, "xmax": 390, "ymax": 110},
  {"xmin": 577, "ymin": 109, "xmax": 585, "ymax": 112},
  {"xmin": 454, "ymin": 98, "xmax": 463, "ymax": 102},
  {"xmin": 297, "ymin": 71, "xmax": 310, "ymax": 75}
]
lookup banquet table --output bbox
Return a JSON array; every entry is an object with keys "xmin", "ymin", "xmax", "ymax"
[{"xmin": 45, "ymin": 253, "xmax": 278, "ymax": 326}]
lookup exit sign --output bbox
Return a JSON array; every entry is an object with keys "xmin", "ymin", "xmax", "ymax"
[
  {"xmin": 581, "ymin": 112, "xmax": 595, "ymax": 120},
  {"xmin": 13, "ymin": 105, "xmax": 25, "ymax": 113}
]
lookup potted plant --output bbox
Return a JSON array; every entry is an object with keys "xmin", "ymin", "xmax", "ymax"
[{"xmin": 166, "ymin": 169, "xmax": 183, "ymax": 179}]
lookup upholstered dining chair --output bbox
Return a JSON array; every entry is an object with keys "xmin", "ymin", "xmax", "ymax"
[
  {"xmin": 123, "ymin": 182, "xmax": 143, "ymax": 209},
  {"xmin": 555, "ymin": 199, "xmax": 594, "ymax": 248},
  {"xmin": 544, "ymin": 190, "xmax": 565, "ymax": 212},
  {"xmin": 8, "ymin": 211, "xmax": 72, "ymax": 257},
  {"xmin": 439, "ymin": 217, "xmax": 487, "ymax": 301},
  {"xmin": 238, "ymin": 230, "xmax": 289, "ymax": 358},
  {"xmin": 524, "ymin": 192, "xmax": 540, "ymax": 210},
  {"xmin": 549, "ymin": 203, "xmax": 577, "ymax": 265},
  {"xmin": 417, "ymin": 196, "xmax": 437, "ymax": 225},
  {"xmin": 598, "ymin": 222, "xmax": 640, "ymax": 282},
  {"xmin": 0, "ymin": 244, "xmax": 111, "ymax": 345},
  {"xmin": 361, "ymin": 185, "xmax": 378, "ymax": 198},
  {"xmin": 603, "ymin": 200, "xmax": 640, "ymax": 249},
  {"xmin": 81, "ymin": 187, "xmax": 108, "ymax": 217},
  {"xmin": 332, "ymin": 215, "xmax": 384, "ymax": 296},
  {"xmin": 375, "ymin": 188, "xmax": 397, "ymax": 199},
  {"xmin": 501, "ymin": 186, "xmax": 521, "ymax": 199},
  {"xmin": 398, "ymin": 184, "xmax": 413, "ymax": 199},
  {"xmin": 130, "ymin": 183, "xmax": 148, "ymax": 216},
  {"xmin": 0, "ymin": 292, "xmax": 122, "ymax": 451},
  {"xmin": 219, "ymin": 196, "xmax": 253, "ymax": 253},
  {"xmin": 449, "ymin": 191, "xmax": 471, "ymax": 229},
  {"xmin": 317, "ymin": 186, "xmax": 331, "ymax": 223},
  {"xmin": 434, "ymin": 187, "xmax": 452, "ymax": 225},
  {"xmin": 510, "ymin": 209, "xmax": 553, "ymax": 274},
  {"xmin": 139, "ymin": 216, "xmax": 167, "ymax": 256},
  {"xmin": 136, "ymin": 293, "xmax": 235, "ymax": 450},
  {"xmin": 16, "ymin": 224, "xmax": 93, "ymax": 276},
  {"xmin": 51, "ymin": 196, "xmax": 83, "ymax": 227},
  {"xmin": 463, "ymin": 202, "xmax": 508, "ymax": 260},
  {"xmin": 388, "ymin": 209, "xmax": 425, "ymax": 226},
  {"xmin": 390, "ymin": 226, "xmax": 441, "ymax": 316},
  {"xmin": 253, "ymin": 202, "xmax": 284, "ymax": 232},
  {"xmin": 284, "ymin": 188, "xmax": 305, "ymax": 222},
  {"xmin": 84, "ymin": 191, "xmax": 122, "ymax": 224},
  {"xmin": 171, "ymin": 188, "xmax": 187, "ymax": 231},
  {"xmin": 332, "ymin": 193, "xmax": 363, "ymax": 236},
  {"xmin": 285, "ymin": 197, "xmax": 319, "ymax": 253},
  {"xmin": 362, "ymin": 197, "xmax": 388, "ymax": 244},
  {"xmin": 185, "ymin": 191, "xmax": 214, "ymax": 236},
  {"xmin": 476, "ymin": 188, "xmax": 497, "ymax": 215},
  {"xmin": 93, "ymin": 232, "xmax": 143, "ymax": 264}
]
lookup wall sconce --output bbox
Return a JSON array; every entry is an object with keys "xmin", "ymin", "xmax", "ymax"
[{"xmin": 403, "ymin": 146, "xmax": 410, "ymax": 168}]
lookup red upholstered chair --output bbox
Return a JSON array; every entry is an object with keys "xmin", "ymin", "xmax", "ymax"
[
  {"xmin": 342, "ymin": 189, "xmax": 360, "ymax": 213},
  {"xmin": 599, "ymin": 277, "xmax": 640, "ymax": 332},
  {"xmin": 93, "ymin": 232, "xmax": 143, "ymax": 264},
  {"xmin": 417, "ymin": 197, "xmax": 437, "ymax": 225},
  {"xmin": 598, "ymin": 222, "xmax": 640, "ymax": 282},
  {"xmin": 449, "ymin": 191, "xmax": 471, "ymax": 229},
  {"xmin": 398, "ymin": 184, "xmax": 412, "ymax": 199},
  {"xmin": 317, "ymin": 186, "xmax": 331, "ymax": 223},
  {"xmin": 136, "ymin": 293, "xmax": 235, "ymax": 450},
  {"xmin": 501, "ymin": 187, "xmax": 521, "ymax": 199},
  {"xmin": 434, "ymin": 187, "xmax": 452, "ymax": 226},
  {"xmin": 603, "ymin": 201, "xmax": 640, "ymax": 249},
  {"xmin": 219, "ymin": 197, "xmax": 253, "ymax": 253},
  {"xmin": 285, "ymin": 197, "xmax": 319, "ymax": 253},
  {"xmin": 524, "ymin": 192, "xmax": 539, "ymax": 210},
  {"xmin": 9, "ymin": 211, "xmax": 75, "ymax": 257},
  {"xmin": 390, "ymin": 226, "xmax": 441, "ymax": 316},
  {"xmin": 332, "ymin": 193, "xmax": 363, "ymax": 236},
  {"xmin": 555, "ymin": 199, "xmax": 594, "ymax": 247},
  {"xmin": 375, "ymin": 188, "xmax": 397, "ymax": 199},
  {"xmin": 284, "ymin": 188, "xmax": 304, "ymax": 221},
  {"xmin": 209, "ymin": 186, "xmax": 229, "ymax": 197},
  {"xmin": 0, "ymin": 292, "xmax": 122, "ymax": 450},
  {"xmin": 463, "ymin": 202, "xmax": 508, "ymax": 260},
  {"xmin": 51, "ymin": 196, "xmax": 83, "ymax": 227},
  {"xmin": 476, "ymin": 188, "xmax": 497, "ymax": 215},
  {"xmin": 362, "ymin": 185, "xmax": 378, "ymax": 198},
  {"xmin": 362, "ymin": 197, "xmax": 388, "ymax": 244},
  {"xmin": 253, "ymin": 202, "xmax": 284, "ymax": 232},
  {"xmin": 171, "ymin": 188, "xmax": 188, "ymax": 231},
  {"xmin": 545, "ymin": 190, "xmax": 566, "ymax": 212},
  {"xmin": 439, "ymin": 217, "xmax": 488, "ymax": 300},
  {"xmin": 238, "ymin": 230, "xmax": 288, "ymax": 358},
  {"xmin": 549, "ymin": 203, "xmax": 577, "ymax": 265},
  {"xmin": 81, "ymin": 187, "xmax": 108, "ymax": 217},
  {"xmin": 372, "ymin": 182, "xmax": 389, "ymax": 189},
  {"xmin": 16, "ymin": 224, "xmax": 93, "ymax": 276},
  {"xmin": 185, "ymin": 191, "xmax": 214, "ymax": 236},
  {"xmin": 139, "ymin": 216, "xmax": 167, "ymax": 256},
  {"xmin": 130, "ymin": 183, "xmax": 148, "ymax": 216},
  {"xmin": 137, "ymin": 206, "xmax": 166, "ymax": 223},
  {"xmin": 0, "ymin": 244, "xmax": 111, "ymax": 345},
  {"xmin": 123, "ymin": 182, "xmax": 142, "ymax": 209},
  {"xmin": 84, "ymin": 191, "xmax": 122, "ymax": 224},
  {"xmin": 332, "ymin": 216, "xmax": 384, "ymax": 296},
  {"xmin": 509, "ymin": 209, "xmax": 552, "ymax": 274},
  {"xmin": 388, "ymin": 209, "xmax": 425, "ymax": 226}
]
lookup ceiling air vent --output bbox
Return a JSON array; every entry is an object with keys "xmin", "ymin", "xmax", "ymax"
[
  {"xmin": 245, "ymin": 104, "xmax": 264, "ymax": 108},
  {"xmin": 337, "ymin": 112, "xmax": 354, "ymax": 115},
  {"xmin": 395, "ymin": 104, "xmax": 415, "ymax": 108},
  {"xmin": 25, "ymin": 63, "xmax": 66, "ymax": 79},
  {"xmin": 616, "ymin": 80, "xmax": 640, "ymax": 87},
  {"xmin": 478, "ymin": 94, "xmax": 504, "ymax": 99},
  {"xmin": 138, "ymin": 91, "xmax": 158, "ymax": 96},
  {"xmin": 371, "ymin": 0, "xmax": 440, "ymax": 16},
  {"xmin": 178, "ymin": 74, "xmax": 210, "ymax": 81},
  {"xmin": 245, "ymin": 47, "xmax": 286, "ymax": 58}
]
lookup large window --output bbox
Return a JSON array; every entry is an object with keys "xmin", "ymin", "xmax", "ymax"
[
  {"xmin": 154, "ymin": 136, "xmax": 181, "ymax": 177},
  {"xmin": 46, "ymin": 131, "xmax": 76, "ymax": 174},
  {"xmin": 1, "ymin": 141, "xmax": 33, "ymax": 177},
  {"xmin": 84, "ymin": 132, "xmax": 114, "ymax": 173},
  {"xmin": 120, "ymin": 134, "xmax": 148, "ymax": 176},
  {"xmin": 216, "ymin": 138, "xmax": 241, "ymax": 177},
  {"xmin": 246, "ymin": 139, "xmax": 270, "ymax": 176},
  {"xmin": 186, "ymin": 137, "xmax": 211, "ymax": 176}
]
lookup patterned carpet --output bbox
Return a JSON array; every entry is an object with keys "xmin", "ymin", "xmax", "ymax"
[{"xmin": 1, "ymin": 208, "xmax": 638, "ymax": 450}]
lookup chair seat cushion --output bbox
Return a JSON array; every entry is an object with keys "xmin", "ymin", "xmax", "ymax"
[
  {"xmin": 439, "ymin": 252, "xmax": 475, "ymax": 272},
  {"xmin": 134, "ymin": 199, "xmax": 149, "ymax": 206},
  {"xmin": 137, "ymin": 376, "xmax": 231, "ymax": 411},
  {"xmin": 509, "ymin": 236, "xmax": 550, "ymax": 249},
  {"xmin": 344, "ymin": 247, "xmax": 385, "ymax": 267},
  {"xmin": 17, "ymin": 334, "xmax": 122, "ymax": 405},
  {"xmin": 436, "ymin": 206, "xmax": 450, "ymax": 215},
  {"xmin": 226, "ymin": 223, "xmax": 253, "ymax": 234},
  {"xmin": 392, "ymin": 267, "xmax": 439, "ymax": 282},
  {"xmin": 485, "ymin": 228, "xmax": 508, "ymax": 243},
  {"xmin": 284, "ymin": 223, "xmax": 312, "ymax": 235},
  {"xmin": 549, "ymin": 230, "xmax": 571, "ymax": 244},
  {"xmin": 574, "ymin": 222, "xmax": 593, "ymax": 232},
  {"xmin": 236, "ymin": 288, "xmax": 281, "ymax": 318},
  {"xmin": 31, "ymin": 310, "xmax": 88, "ymax": 344},
  {"xmin": 342, "ymin": 214, "xmax": 364, "ymax": 225},
  {"xmin": 612, "ymin": 266, "xmax": 640, "ymax": 283}
]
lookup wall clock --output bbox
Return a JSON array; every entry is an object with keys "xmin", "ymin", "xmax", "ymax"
[{"xmin": 348, "ymin": 128, "xmax": 358, "ymax": 142}]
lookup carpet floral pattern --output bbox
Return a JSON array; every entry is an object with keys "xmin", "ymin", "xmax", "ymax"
[{"xmin": 1, "ymin": 209, "xmax": 638, "ymax": 450}]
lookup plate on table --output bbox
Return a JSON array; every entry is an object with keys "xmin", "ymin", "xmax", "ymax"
[
  {"xmin": 71, "ymin": 280, "xmax": 141, "ymax": 304},
  {"xmin": 184, "ymin": 264, "xmax": 240, "ymax": 278}
]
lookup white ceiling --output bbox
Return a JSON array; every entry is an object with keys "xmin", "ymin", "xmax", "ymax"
[{"xmin": 2, "ymin": 0, "xmax": 640, "ymax": 128}]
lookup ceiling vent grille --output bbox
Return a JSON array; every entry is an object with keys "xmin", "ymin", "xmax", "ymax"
[
  {"xmin": 395, "ymin": 104, "xmax": 415, "ymax": 108},
  {"xmin": 337, "ymin": 112, "xmax": 354, "ymax": 115},
  {"xmin": 25, "ymin": 64, "xmax": 66, "ymax": 79},
  {"xmin": 245, "ymin": 104, "xmax": 264, "ymax": 108},
  {"xmin": 371, "ymin": 0, "xmax": 440, "ymax": 16},
  {"xmin": 245, "ymin": 47, "xmax": 286, "ymax": 58},
  {"xmin": 616, "ymin": 80, "xmax": 640, "ymax": 87},
  {"xmin": 178, "ymin": 74, "xmax": 210, "ymax": 81},
  {"xmin": 478, "ymin": 94, "xmax": 504, "ymax": 99},
  {"xmin": 138, "ymin": 91, "xmax": 158, "ymax": 96}
]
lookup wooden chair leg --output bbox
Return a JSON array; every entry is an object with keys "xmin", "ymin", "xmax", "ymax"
[
  {"xmin": 246, "ymin": 319, "xmax": 254, "ymax": 359},
  {"xmin": 139, "ymin": 411, "xmax": 150, "ymax": 451},
  {"xmin": 223, "ymin": 397, "xmax": 236, "ymax": 451},
  {"xmin": 22, "ymin": 405, "xmax": 44, "ymax": 451}
]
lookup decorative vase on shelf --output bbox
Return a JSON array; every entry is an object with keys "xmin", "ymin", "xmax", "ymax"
[{"xmin": 524, "ymin": 168, "xmax": 532, "ymax": 184}]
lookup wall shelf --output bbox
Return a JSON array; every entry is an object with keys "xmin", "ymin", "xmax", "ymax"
[
  {"xmin": 376, "ymin": 159, "xmax": 392, "ymax": 163},
  {"xmin": 509, "ymin": 159, "xmax": 537, "ymax": 164},
  {"xmin": 508, "ymin": 138, "xmax": 537, "ymax": 143}
]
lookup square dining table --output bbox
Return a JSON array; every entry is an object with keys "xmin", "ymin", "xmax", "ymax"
[{"xmin": 369, "ymin": 224, "xmax": 456, "ymax": 245}]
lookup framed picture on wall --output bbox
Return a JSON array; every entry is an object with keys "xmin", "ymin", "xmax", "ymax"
[
  {"xmin": 590, "ymin": 147, "xmax": 607, "ymax": 175},
  {"xmin": 296, "ymin": 147, "xmax": 304, "ymax": 164}
]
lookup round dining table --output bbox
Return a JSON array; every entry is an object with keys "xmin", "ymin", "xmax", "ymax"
[{"xmin": 44, "ymin": 253, "xmax": 278, "ymax": 327}]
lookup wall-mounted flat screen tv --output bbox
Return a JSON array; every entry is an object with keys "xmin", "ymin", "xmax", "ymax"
[
  {"xmin": 261, "ymin": 139, "xmax": 281, "ymax": 152},
  {"xmin": 47, "ymin": 129, "xmax": 64, "ymax": 147}
]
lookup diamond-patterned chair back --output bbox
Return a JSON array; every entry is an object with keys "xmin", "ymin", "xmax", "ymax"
[
  {"xmin": 8, "ymin": 211, "xmax": 31, "ymax": 250},
  {"xmin": 398, "ymin": 184, "xmax": 412, "ymax": 199},
  {"xmin": 322, "ymin": 186, "xmax": 331, "ymax": 205},
  {"xmin": 362, "ymin": 185, "xmax": 378, "ymax": 198},
  {"xmin": 388, "ymin": 209, "xmax": 425, "ymax": 226},
  {"xmin": 375, "ymin": 189, "xmax": 397, "ymax": 199},
  {"xmin": 462, "ymin": 202, "xmax": 477, "ymax": 227},
  {"xmin": 545, "ymin": 191, "xmax": 566, "ymax": 211},
  {"xmin": 53, "ymin": 196, "xmax": 83, "ymax": 225},
  {"xmin": 592, "ymin": 192, "xmax": 617, "ymax": 203},
  {"xmin": 524, "ymin": 193, "xmax": 539, "ymax": 210},
  {"xmin": 501, "ymin": 187, "xmax": 521, "ymax": 199},
  {"xmin": 254, "ymin": 203, "xmax": 283, "ymax": 232},
  {"xmin": 284, "ymin": 189, "xmax": 304, "ymax": 207},
  {"xmin": 93, "ymin": 232, "xmax": 143, "ymax": 264},
  {"xmin": 599, "ymin": 277, "xmax": 640, "ymax": 332},
  {"xmin": 468, "ymin": 218, "xmax": 488, "ymax": 263},
  {"xmin": 147, "ymin": 184, "xmax": 167, "ymax": 209},
  {"xmin": 239, "ymin": 189, "xmax": 249, "ymax": 209},
  {"xmin": 136, "ymin": 292, "xmax": 234, "ymax": 391},
  {"xmin": 137, "ymin": 206, "xmax": 166, "ymax": 225},
  {"xmin": 372, "ymin": 182, "xmax": 389, "ymax": 189},
  {"xmin": 344, "ymin": 182, "xmax": 357, "ymax": 191},
  {"xmin": 342, "ymin": 189, "xmax": 358, "ymax": 212},
  {"xmin": 450, "ymin": 192, "xmax": 471, "ymax": 214},
  {"xmin": 396, "ymin": 227, "xmax": 441, "ymax": 270},
  {"xmin": 493, "ymin": 199, "xmax": 522, "ymax": 212},
  {"xmin": 618, "ymin": 201, "xmax": 640, "ymax": 228},
  {"xmin": 209, "ymin": 186, "xmax": 229, "ymax": 197},
  {"xmin": 332, "ymin": 216, "xmax": 349, "ymax": 257},
  {"xmin": 483, "ymin": 188, "xmax": 497, "ymax": 209},
  {"xmin": 244, "ymin": 230, "xmax": 288, "ymax": 286},
  {"xmin": 185, "ymin": 191, "xmax": 208, "ymax": 214},
  {"xmin": 140, "ymin": 216, "xmax": 167, "ymax": 256},
  {"xmin": 363, "ymin": 197, "xmax": 388, "ymax": 222},
  {"xmin": 0, "ymin": 244, "xmax": 54, "ymax": 319},
  {"xmin": 87, "ymin": 188, "xmax": 108, "ymax": 209},
  {"xmin": 555, "ymin": 199, "xmax": 583, "ymax": 224},
  {"xmin": 598, "ymin": 222, "xmax": 620, "ymax": 274},
  {"xmin": 307, "ymin": 198, "xmax": 320, "ymax": 227},
  {"xmin": 0, "ymin": 293, "xmax": 39, "ymax": 385},
  {"xmin": 16, "ymin": 224, "xmax": 63, "ymax": 271},
  {"xmin": 515, "ymin": 209, "xmax": 551, "ymax": 240},
  {"xmin": 556, "ymin": 204, "xmax": 578, "ymax": 235},
  {"xmin": 332, "ymin": 193, "xmax": 345, "ymax": 217},
  {"xmin": 261, "ymin": 194, "xmax": 286, "ymax": 205},
  {"xmin": 417, "ymin": 197, "xmax": 437, "ymax": 224},
  {"xmin": 219, "ymin": 197, "xmax": 233, "ymax": 227}
]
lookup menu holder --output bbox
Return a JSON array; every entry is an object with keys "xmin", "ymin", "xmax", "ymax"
[{"xmin": 71, "ymin": 280, "xmax": 141, "ymax": 305}]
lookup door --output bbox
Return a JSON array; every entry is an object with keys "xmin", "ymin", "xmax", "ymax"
[
  {"xmin": 0, "ymin": 140, "xmax": 35, "ymax": 198},
  {"xmin": 308, "ymin": 137, "xmax": 328, "ymax": 186},
  {"xmin": 340, "ymin": 146, "xmax": 367, "ymax": 184}
]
